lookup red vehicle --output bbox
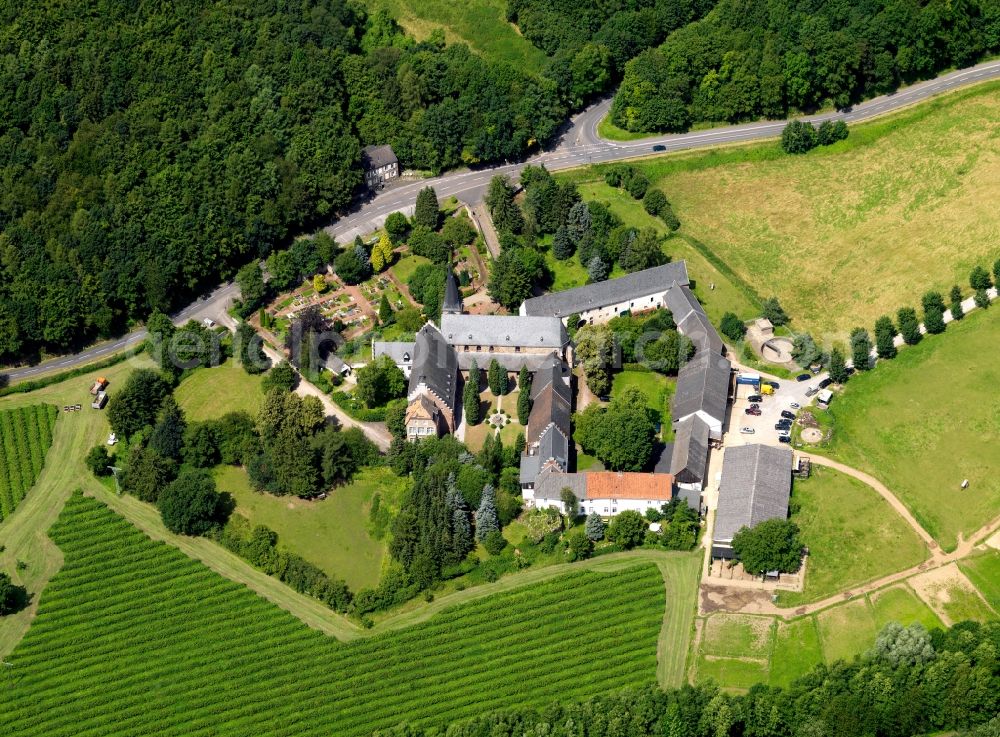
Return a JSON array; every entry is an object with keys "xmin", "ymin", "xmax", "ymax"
[{"xmin": 745, "ymin": 407, "xmax": 762, "ymax": 416}]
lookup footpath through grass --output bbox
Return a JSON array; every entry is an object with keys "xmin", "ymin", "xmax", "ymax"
[
  {"xmin": 0, "ymin": 493, "xmax": 672, "ymax": 737},
  {"xmin": 778, "ymin": 466, "xmax": 928, "ymax": 607},
  {"xmin": 818, "ymin": 307, "xmax": 1000, "ymax": 552}
]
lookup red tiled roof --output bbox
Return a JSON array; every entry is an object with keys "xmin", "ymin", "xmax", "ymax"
[{"xmin": 584, "ymin": 472, "xmax": 673, "ymax": 501}]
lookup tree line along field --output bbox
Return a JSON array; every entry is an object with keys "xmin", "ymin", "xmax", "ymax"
[
  {"xmin": 0, "ymin": 405, "xmax": 58, "ymax": 521},
  {"xmin": 819, "ymin": 306, "xmax": 1000, "ymax": 552},
  {"xmin": 613, "ymin": 82, "xmax": 1000, "ymax": 337},
  {"xmin": 0, "ymin": 493, "xmax": 670, "ymax": 737}
]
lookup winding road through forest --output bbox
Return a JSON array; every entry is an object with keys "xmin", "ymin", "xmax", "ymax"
[{"xmin": 6, "ymin": 58, "xmax": 1000, "ymax": 383}]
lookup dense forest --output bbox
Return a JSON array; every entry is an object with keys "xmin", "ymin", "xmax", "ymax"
[
  {"xmin": 377, "ymin": 620, "xmax": 1000, "ymax": 737},
  {"xmin": 0, "ymin": 0, "xmax": 565, "ymax": 362},
  {"xmin": 612, "ymin": 0, "xmax": 1000, "ymax": 131}
]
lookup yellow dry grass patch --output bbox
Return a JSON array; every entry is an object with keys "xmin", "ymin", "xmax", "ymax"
[{"xmin": 658, "ymin": 88, "xmax": 1000, "ymax": 337}]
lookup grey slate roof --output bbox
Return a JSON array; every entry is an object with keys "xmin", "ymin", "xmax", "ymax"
[
  {"xmin": 533, "ymin": 469, "xmax": 587, "ymax": 502},
  {"xmin": 361, "ymin": 145, "xmax": 398, "ymax": 170},
  {"xmin": 663, "ymin": 283, "xmax": 725, "ymax": 356},
  {"xmin": 440, "ymin": 313, "xmax": 566, "ymax": 350},
  {"xmin": 537, "ymin": 424, "xmax": 569, "ymax": 469},
  {"xmin": 407, "ymin": 323, "xmax": 458, "ymax": 412},
  {"xmin": 671, "ymin": 352, "xmax": 732, "ymax": 425},
  {"xmin": 526, "ymin": 381, "xmax": 571, "ymax": 448},
  {"xmin": 530, "ymin": 353, "xmax": 571, "ymax": 404},
  {"xmin": 443, "ymin": 270, "xmax": 463, "ymax": 315},
  {"xmin": 670, "ymin": 415, "xmax": 710, "ymax": 485},
  {"xmin": 373, "ymin": 341, "xmax": 416, "ymax": 367},
  {"xmin": 520, "ymin": 454, "xmax": 541, "ymax": 484},
  {"xmin": 520, "ymin": 262, "xmax": 689, "ymax": 318},
  {"xmin": 713, "ymin": 444, "xmax": 793, "ymax": 546}
]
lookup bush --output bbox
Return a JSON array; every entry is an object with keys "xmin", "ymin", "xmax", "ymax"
[
  {"xmin": 157, "ymin": 468, "xmax": 228, "ymax": 536},
  {"xmin": 719, "ymin": 312, "xmax": 746, "ymax": 341},
  {"xmin": 781, "ymin": 120, "xmax": 817, "ymax": 154},
  {"xmin": 85, "ymin": 445, "xmax": 112, "ymax": 477},
  {"xmin": 0, "ymin": 572, "xmax": 28, "ymax": 615},
  {"xmin": 482, "ymin": 529, "xmax": 507, "ymax": 556},
  {"xmin": 565, "ymin": 531, "xmax": 594, "ymax": 561},
  {"xmin": 642, "ymin": 189, "xmax": 667, "ymax": 217},
  {"xmin": 606, "ymin": 510, "xmax": 646, "ymax": 549}
]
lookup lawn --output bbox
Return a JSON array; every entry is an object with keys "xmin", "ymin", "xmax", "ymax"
[
  {"xmin": 869, "ymin": 585, "xmax": 944, "ymax": 632},
  {"xmin": 174, "ymin": 360, "xmax": 265, "ymax": 422},
  {"xmin": 367, "ymin": 0, "xmax": 547, "ymax": 72},
  {"xmin": 611, "ymin": 370, "xmax": 674, "ymax": 436},
  {"xmin": 815, "ymin": 598, "xmax": 879, "ymax": 663},
  {"xmin": 700, "ymin": 614, "xmax": 774, "ymax": 659},
  {"xmin": 695, "ymin": 656, "xmax": 769, "ymax": 691},
  {"xmin": 615, "ymin": 82, "xmax": 1000, "ymax": 336},
  {"xmin": 959, "ymin": 550, "xmax": 1000, "ymax": 611},
  {"xmin": 777, "ymin": 466, "xmax": 928, "ymax": 607},
  {"xmin": 389, "ymin": 253, "xmax": 432, "ymax": 285},
  {"xmin": 819, "ymin": 307, "xmax": 1000, "ymax": 552},
  {"xmin": 463, "ymin": 388, "xmax": 520, "ymax": 452},
  {"xmin": 934, "ymin": 580, "xmax": 997, "ymax": 624},
  {"xmin": 769, "ymin": 618, "xmax": 823, "ymax": 688},
  {"xmin": 216, "ymin": 465, "xmax": 402, "ymax": 591},
  {"xmin": 1, "ymin": 493, "xmax": 670, "ymax": 737}
]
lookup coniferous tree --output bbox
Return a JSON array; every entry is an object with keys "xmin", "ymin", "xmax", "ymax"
[
  {"xmin": 585, "ymin": 512, "xmax": 606, "ymax": 541},
  {"xmin": 475, "ymin": 483, "xmax": 500, "ymax": 541},
  {"xmin": 874, "ymin": 315, "xmax": 898, "ymax": 359},
  {"xmin": 923, "ymin": 306, "xmax": 946, "ymax": 335},
  {"xmin": 587, "ymin": 255, "xmax": 609, "ymax": 282},
  {"xmin": 974, "ymin": 288, "xmax": 991, "ymax": 309},
  {"xmin": 148, "ymin": 397, "xmax": 186, "ymax": 461},
  {"xmin": 827, "ymin": 347, "xmax": 849, "ymax": 384},
  {"xmin": 566, "ymin": 201, "xmax": 591, "ymax": 244},
  {"xmin": 517, "ymin": 366, "xmax": 532, "ymax": 425},
  {"xmin": 949, "ymin": 285, "xmax": 965, "ymax": 321},
  {"xmin": 552, "ymin": 226, "xmax": 574, "ymax": 260},
  {"xmin": 378, "ymin": 293, "xmax": 394, "ymax": 325},
  {"xmin": 897, "ymin": 307, "xmax": 922, "ymax": 345},
  {"xmin": 463, "ymin": 360, "xmax": 480, "ymax": 426},
  {"xmin": 970, "ymin": 265, "xmax": 992, "ymax": 291},
  {"xmin": 487, "ymin": 359, "xmax": 507, "ymax": 395},
  {"xmin": 414, "ymin": 187, "xmax": 441, "ymax": 230},
  {"xmin": 849, "ymin": 328, "xmax": 872, "ymax": 371}
]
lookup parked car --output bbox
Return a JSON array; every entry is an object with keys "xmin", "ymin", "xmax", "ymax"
[
  {"xmin": 747, "ymin": 394, "xmax": 763, "ymax": 403},
  {"xmin": 765, "ymin": 381, "xmax": 780, "ymax": 390},
  {"xmin": 777, "ymin": 429, "xmax": 791, "ymax": 438},
  {"xmin": 749, "ymin": 403, "xmax": 760, "ymax": 409},
  {"xmin": 202, "ymin": 318, "xmax": 216, "ymax": 329},
  {"xmin": 789, "ymin": 402, "xmax": 801, "ymax": 409},
  {"xmin": 745, "ymin": 407, "xmax": 762, "ymax": 416},
  {"xmin": 740, "ymin": 427, "xmax": 756, "ymax": 434},
  {"xmin": 775, "ymin": 421, "xmax": 792, "ymax": 430},
  {"xmin": 780, "ymin": 410, "xmax": 796, "ymax": 420},
  {"xmin": 796, "ymin": 373, "xmax": 811, "ymax": 382},
  {"xmin": 818, "ymin": 378, "xmax": 833, "ymax": 389},
  {"xmin": 652, "ymin": 144, "xmax": 666, "ymax": 152},
  {"xmin": 778, "ymin": 435, "xmax": 792, "ymax": 444},
  {"xmin": 805, "ymin": 387, "xmax": 819, "ymax": 397}
]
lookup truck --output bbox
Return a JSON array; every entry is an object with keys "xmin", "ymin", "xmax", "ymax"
[
  {"xmin": 760, "ymin": 383, "xmax": 775, "ymax": 395},
  {"xmin": 91, "ymin": 391, "xmax": 108, "ymax": 410},
  {"xmin": 90, "ymin": 377, "xmax": 108, "ymax": 395},
  {"xmin": 735, "ymin": 373, "xmax": 761, "ymax": 387}
]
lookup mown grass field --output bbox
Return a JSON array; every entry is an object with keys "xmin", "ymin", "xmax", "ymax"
[
  {"xmin": 821, "ymin": 306, "xmax": 1000, "ymax": 552},
  {"xmin": 0, "ymin": 405, "xmax": 57, "ymax": 521},
  {"xmin": 778, "ymin": 466, "xmax": 928, "ymax": 606},
  {"xmin": 0, "ymin": 493, "xmax": 671, "ymax": 737},
  {"xmin": 366, "ymin": 0, "xmax": 548, "ymax": 72},
  {"xmin": 588, "ymin": 82, "xmax": 1000, "ymax": 337},
  {"xmin": 959, "ymin": 550, "xmax": 1000, "ymax": 611},
  {"xmin": 217, "ymin": 465, "xmax": 404, "ymax": 591},
  {"xmin": 174, "ymin": 360, "xmax": 265, "ymax": 422}
]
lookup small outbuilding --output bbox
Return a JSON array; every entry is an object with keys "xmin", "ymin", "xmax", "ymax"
[{"xmin": 816, "ymin": 389, "xmax": 833, "ymax": 407}]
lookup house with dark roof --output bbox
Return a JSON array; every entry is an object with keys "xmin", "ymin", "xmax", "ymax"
[
  {"xmin": 670, "ymin": 415, "xmax": 711, "ymax": 508},
  {"xmin": 405, "ymin": 323, "xmax": 459, "ymax": 440},
  {"xmin": 519, "ymin": 261, "xmax": 689, "ymax": 321},
  {"xmin": 712, "ymin": 444, "xmax": 793, "ymax": 559},
  {"xmin": 530, "ymin": 469, "xmax": 674, "ymax": 516},
  {"xmin": 361, "ymin": 145, "xmax": 399, "ymax": 190},
  {"xmin": 519, "ymin": 353, "xmax": 572, "ymax": 490},
  {"xmin": 372, "ymin": 341, "xmax": 415, "ymax": 377}
]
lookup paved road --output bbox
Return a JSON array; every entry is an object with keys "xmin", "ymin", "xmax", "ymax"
[{"xmin": 6, "ymin": 58, "xmax": 1000, "ymax": 383}]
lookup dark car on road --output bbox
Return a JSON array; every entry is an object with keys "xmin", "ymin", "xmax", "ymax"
[
  {"xmin": 775, "ymin": 420, "xmax": 792, "ymax": 430},
  {"xmin": 779, "ymin": 435, "xmax": 792, "ymax": 443},
  {"xmin": 780, "ymin": 410, "xmax": 796, "ymax": 420},
  {"xmin": 747, "ymin": 394, "xmax": 763, "ymax": 403},
  {"xmin": 818, "ymin": 378, "xmax": 833, "ymax": 389},
  {"xmin": 796, "ymin": 373, "xmax": 811, "ymax": 382},
  {"xmin": 652, "ymin": 144, "xmax": 666, "ymax": 151},
  {"xmin": 764, "ymin": 381, "xmax": 779, "ymax": 390},
  {"xmin": 745, "ymin": 407, "xmax": 761, "ymax": 416}
]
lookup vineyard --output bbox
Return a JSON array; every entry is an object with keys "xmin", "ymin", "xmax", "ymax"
[
  {"xmin": 0, "ymin": 404, "xmax": 58, "ymax": 522},
  {"xmin": 0, "ymin": 493, "xmax": 667, "ymax": 737}
]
